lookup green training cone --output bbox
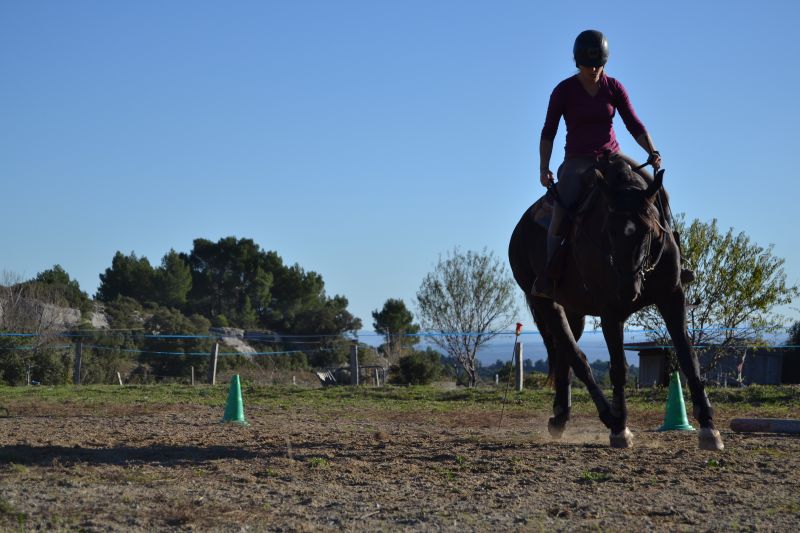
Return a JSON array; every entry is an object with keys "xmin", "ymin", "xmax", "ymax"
[
  {"xmin": 658, "ymin": 371, "xmax": 695, "ymax": 431},
  {"xmin": 221, "ymin": 374, "xmax": 249, "ymax": 425}
]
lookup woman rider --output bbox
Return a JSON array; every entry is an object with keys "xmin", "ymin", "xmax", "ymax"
[{"xmin": 533, "ymin": 29, "xmax": 678, "ymax": 298}]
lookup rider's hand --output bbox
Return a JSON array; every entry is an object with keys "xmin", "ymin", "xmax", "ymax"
[
  {"xmin": 540, "ymin": 169, "xmax": 554, "ymax": 188},
  {"xmin": 648, "ymin": 151, "xmax": 662, "ymax": 170}
]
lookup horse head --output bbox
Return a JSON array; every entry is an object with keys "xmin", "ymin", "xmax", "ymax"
[{"xmin": 593, "ymin": 156, "xmax": 664, "ymax": 303}]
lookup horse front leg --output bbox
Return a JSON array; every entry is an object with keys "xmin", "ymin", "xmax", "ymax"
[
  {"xmin": 656, "ymin": 289, "xmax": 724, "ymax": 451},
  {"xmin": 548, "ymin": 355, "xmax": 572, "ymax": 439},
  {"xmin": 547, "ymin": 312, "xmax": 585, "ymax": 438},
  {"xmin": 534, "ymin": 300, "xmax": 613, "ymax": 436},
  {"xmin": 532, "ymin": 298, "xmax": 572, "ymax": 438},
  {"xmin": 601, "ymin": 317, "xmax": 633, "ymax": 448}
]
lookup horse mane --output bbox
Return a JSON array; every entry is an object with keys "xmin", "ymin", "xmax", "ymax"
[{"xmin": 603, "ymin": 157, "xmax": 665, "ymax": 237}]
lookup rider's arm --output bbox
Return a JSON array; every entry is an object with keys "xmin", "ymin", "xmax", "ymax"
[
  {"xmin": 635, "ymin": 133, "xmax": 662, "ymax": 169},
  {"xmin": 539, "ymin": 138, "xmax": 554, "ymax": 187},
  {"xmin": 540, "ymin": 84, "xmax": 563, "ymax": 187},
  {"xmin": 611, "ymin": 77, "xmax": 656, "ymax": 158}
]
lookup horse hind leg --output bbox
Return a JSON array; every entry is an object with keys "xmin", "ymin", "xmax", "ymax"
[
  {"xmin": 548, "ymin": 312, "xmax": 585, "ymax": 438},
  {"xmin": 534, "ymin": 300, "xmax": 614, "ymax": 438},
  {"xmin": 548, "ymin": 356, "xmax": 572, "ymax": 439},
  {"xmin": 531, "ymin": 297, "xmax": 572, "ymax": 439}
]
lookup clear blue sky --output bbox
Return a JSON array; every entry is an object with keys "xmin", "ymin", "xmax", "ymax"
[{"xmin": 2, "ymin": 0, "xmax": 799, "ymax": 331}]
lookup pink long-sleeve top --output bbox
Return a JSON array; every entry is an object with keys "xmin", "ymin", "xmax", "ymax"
[{"xmin": 541, "ymin": 74, "xmax": 647, "ymax": 158}]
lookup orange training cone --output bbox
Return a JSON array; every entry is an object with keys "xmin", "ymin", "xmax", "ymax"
[
  {"xmin": 222, "ymin": 374, "xmax": 249, "ymax": 425},
  {"xmin": 658, "ymin": 371, "xmax": 695, "ymax": 431}
]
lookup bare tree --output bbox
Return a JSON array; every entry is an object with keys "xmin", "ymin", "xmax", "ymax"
[
  {"xmin": 1, "ymin": 271, "xmax": 74, "ymax": 384},
  {"xmin": 416, "ymin": 248, "xmax": 518, "ymax": 387}
]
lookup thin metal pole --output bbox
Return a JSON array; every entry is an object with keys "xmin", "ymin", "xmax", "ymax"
[
  {"xmin": 350, "ymin": 343, "xmax": 359, "ymax": 385},
  {"xmin": 207, "ymin": 342, "xmax": 219, "ymax": 385}
]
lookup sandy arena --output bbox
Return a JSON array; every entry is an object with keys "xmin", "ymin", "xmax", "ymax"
[{"xmin": 1, "ymin": 394, "xmax": 799, "ymax": 531}]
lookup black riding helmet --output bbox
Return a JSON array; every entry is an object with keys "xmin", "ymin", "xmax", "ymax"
[{"xmin": 573, "ymin": 30, "xmax": 609, "ymax": 68}]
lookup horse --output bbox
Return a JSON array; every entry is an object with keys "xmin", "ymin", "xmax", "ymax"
[{"xmin": 508, "ymin": 153, "xmax": 723, "ymax": 450}]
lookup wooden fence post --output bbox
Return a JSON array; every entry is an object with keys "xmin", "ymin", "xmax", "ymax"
[
  {"xmin": 73, "ymin": 340, "xmax": 83, "ymax": 385},
  {"xmin": 514, "ymin": 341, "xmax": 524, "ymax": 392},
  {"xmin": 350, "ymin": 343, "xmax": 359, "ymax": 386},
  {"xmin": 207, "ymin": 342, "xmax": 219, "ymax": 385},
  {"xmin": 191, "ymin": 366, "xmax": 195, "ymax": 386}
]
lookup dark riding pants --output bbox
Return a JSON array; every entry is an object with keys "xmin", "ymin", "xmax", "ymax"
[{"xmin": 549, "ymin": 156, "xmax": 597, "ymax": 242}]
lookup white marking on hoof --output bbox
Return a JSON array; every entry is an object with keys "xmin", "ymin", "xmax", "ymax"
[
  {"xmin": 698, "ymin": 428, "xmax": 724, "ymax": 451},
  {"xmin": 609, "ymin": 427, "xmax": 633, "ymax": 448}
]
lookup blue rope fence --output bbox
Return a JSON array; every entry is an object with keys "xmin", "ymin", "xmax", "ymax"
[{"xmin": 0, "ymin": 327, "xmax": 797, "ymax": 356}]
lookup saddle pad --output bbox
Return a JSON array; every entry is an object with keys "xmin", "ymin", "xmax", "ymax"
[{"xmin": 529, "ymin": 193, "xmax": 554, "ymax": 229}]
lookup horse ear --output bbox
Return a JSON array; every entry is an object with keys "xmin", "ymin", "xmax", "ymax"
[{"xmin": 645, "ymin": 169, "xmax": 664, "ymax": 198}]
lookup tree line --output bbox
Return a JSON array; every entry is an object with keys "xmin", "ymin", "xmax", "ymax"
[
  {"xmin": 0, "ymin": 237, "xmax": 366, "ymax": 385},
  {"xmin": 1, "ymin": 216, "xmax": 798, "ymax": 387}
]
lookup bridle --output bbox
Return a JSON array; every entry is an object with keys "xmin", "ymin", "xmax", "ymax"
[
  {"xmin": 594, "ymin": 158, "xmax": 667, "ymax": 286},
  {"xmin": 617, "ymin": 216, "xmax": 665, "ymax": 283},
  {"xmin": 547, "ymin": 154, "xmax": 668, "ymax": 288}
]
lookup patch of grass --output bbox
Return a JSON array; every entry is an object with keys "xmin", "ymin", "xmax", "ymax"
[
  {"xmin": 118, "ymin": 469, "xmax": 165, "ymax": 484},
  {"xmin": 8, "ymin": 463, "xmax": 27, "ymax": 474},
  {"xmin": 750, "ymin": 447, "xmax": 787, "ymax": 459},
  {"xmin": 1, "ymin": 383, "xmax": 798, "ymax": 417},
  {"xmin": 579, "ymin": 470, "xmax": 610, "ymax": 482},
  {"xmin": 765, "ymin": 500, "xmax": 800, "ymax": 516},
  {"xmin": 307, "ymin": 457, "xmax": 329, "ymax": 469},
  {"xmin": 706, "ymin": 458, "xmax": 721, "ymax": 468},
  {"xmin": 434, "ymin": 467, "xmax": 456, "ymax": 481},
  {"xmin": 454, "ymin": 455, "xmax": 467, "ymax": 467},
  {"xmin": 0, "ymin": 499, "xmax": 14, "ymax": 514},
  {"xmin": 0, "ymin": 497, "xmax": 26, "ymax": 525}
]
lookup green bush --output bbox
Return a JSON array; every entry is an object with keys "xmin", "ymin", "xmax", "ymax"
[
  {"xmin": 390, "ymin": 348, "xmax": 443, "ymax": 385},
  {"xmin": 0, "ymin": 339, "xmax": 71, "ymax": 385},
  {"xmin": 524, "ymin": 371, "xmax": 549, "ymax": 389}
]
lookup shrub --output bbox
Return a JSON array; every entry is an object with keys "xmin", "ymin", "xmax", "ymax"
[{"xmin": 390, "ymin": 348, "xmax": 443, "ymax": 385}]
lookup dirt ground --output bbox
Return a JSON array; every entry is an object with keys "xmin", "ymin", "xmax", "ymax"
[{"xmin": 1, "ymin": 399, "xmax": 799, "ymax": 532}]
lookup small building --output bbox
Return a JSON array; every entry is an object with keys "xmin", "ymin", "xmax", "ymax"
[{"xmin": 625, "ymin": 342, "xmax": 800, "ymax": 387}]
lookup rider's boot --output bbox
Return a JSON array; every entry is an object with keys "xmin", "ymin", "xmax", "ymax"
[{"xmin": 532, "ymin": 233, "xmax": 562, "ymax": 299}]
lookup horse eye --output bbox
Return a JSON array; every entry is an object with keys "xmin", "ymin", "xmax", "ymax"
[{"xmin": 623, "ymin": 220, "xmax": 636, "ymax": 237}]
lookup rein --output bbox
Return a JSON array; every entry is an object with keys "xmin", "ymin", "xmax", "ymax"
[
  {"xmin": 638, "ymin": 229, "xmax": 665, "ymax": 281},
  {"xmin": 557, "ymin": 157, "xmax": 667, "ymax": 283}
]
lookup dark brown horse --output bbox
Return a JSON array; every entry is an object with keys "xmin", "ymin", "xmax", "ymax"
[{"xmin": 508, "ymin": 154, "xmax": 723, "ymax": 450}]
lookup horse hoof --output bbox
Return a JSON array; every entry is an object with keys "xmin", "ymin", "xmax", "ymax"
[
  {"xmin": 548, "ymin": 418, "xmax": 565, "ymax": 439},
  {"xmin": 698, "ymin": 428, "xmax": 724, "ymax": 451},
  {"xmin": 609, "ymin": 427, "xmax": 633, "ymax": 448}
]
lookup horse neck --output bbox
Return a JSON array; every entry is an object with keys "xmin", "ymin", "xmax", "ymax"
[{"xmin": 573, "ymin": 188, "xmax": 609, "ymax": 245}]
